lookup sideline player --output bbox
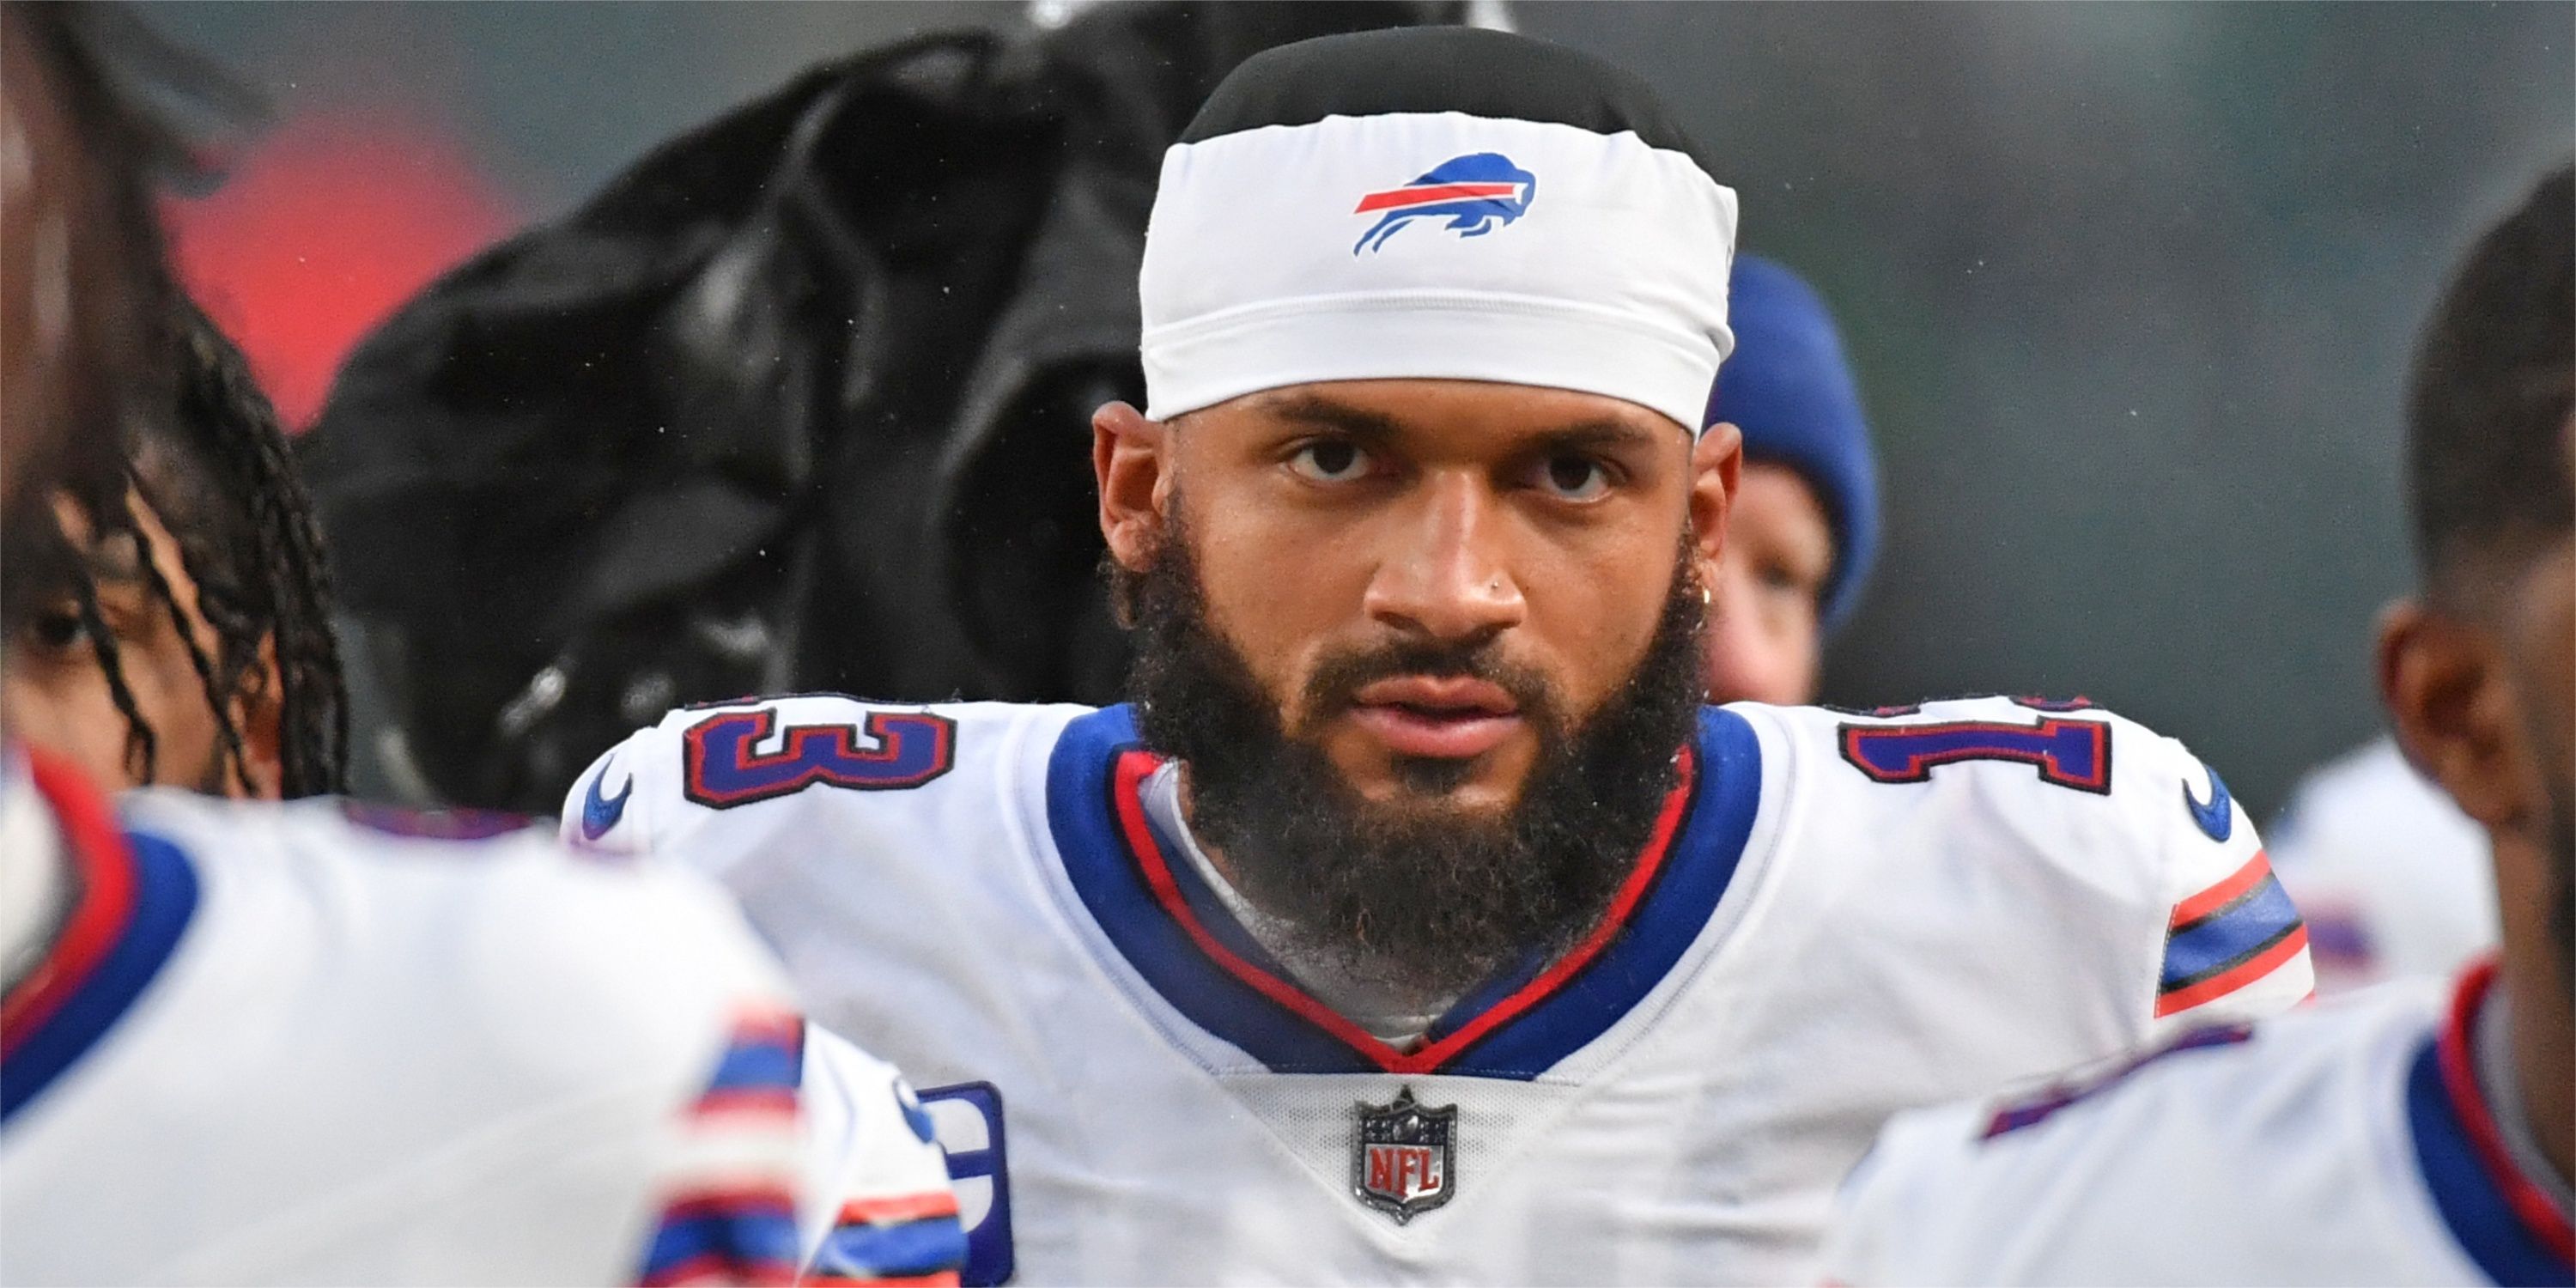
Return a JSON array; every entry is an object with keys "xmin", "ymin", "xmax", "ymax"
[
  {"xmin": 0, "ymin": 7, "xmax": 959, "ymax": 1282},
  {"xmin": 2271, "ymin": 734, "xmax": 2497, "ymax": 993},
  {"xmin": 4, "ymin": 300, "xmax": 348, "ymax": 799},
  {"xmin": 573, "ymin": 27, "xmax": 2310, "ymax": 1284},
  {"xmin": 1823, "ymin": 166, "xmax": 2573, "ymax": 1286},
  {"xmin": 1701, "ymin": 253, "xmax": 1878, "ymax": 704}
]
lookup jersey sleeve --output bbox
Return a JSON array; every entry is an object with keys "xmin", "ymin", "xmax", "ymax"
[
  {"xmin": 556, "ymin": 707, "xmax": 968, "ymax": 1284},
  {"xmin": 796, "ymin": 1024, "xmax": 967, "ymax": 1285},
  {"xmin": 559, "ymin": 695, "xmax": 973, "ymax": 889},
  {"xmin": 558, "ymin": 701, "xmax": 822, "ymax": 883},
  {"xmin": 424, "ymin": 817, "xmax": 841, "ymax": 1287},
  {"xmin": 1806, "ymin": 696, "xmax": 2312, "ymax": 1040},
  {"xmin": 2129, "ymin": 723, "xmax": 2313, "ymax": 1036},
  {"xmin": 562, "ymin": 721, "xmax": 677, "ymax": 860},
  {"xmin": 632, "ymin": 1004, "xmax": 819, "ymax": 1287}
]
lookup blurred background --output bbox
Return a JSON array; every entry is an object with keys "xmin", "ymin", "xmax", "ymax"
[{"xmin": 140, "ymin": 1, "xmax": 2573, "ymax": 820}]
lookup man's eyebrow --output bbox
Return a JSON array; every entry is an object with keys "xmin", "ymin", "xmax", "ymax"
[
  {"xmin": 1258, "ymin": 394, "xmax": 1408, "ymax": 442},
  {"xmin": 1522, "ymin": 419, "xmax": 1664, "ymax": 454},
  {"xmin": 1257, "ymin": 398, "xmax": 1669, "ymax": 454}
]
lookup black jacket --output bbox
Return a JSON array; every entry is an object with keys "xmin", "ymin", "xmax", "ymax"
[{"xmin": 303, "ymin": 2, "xmax": 1465, "ymax": 811}]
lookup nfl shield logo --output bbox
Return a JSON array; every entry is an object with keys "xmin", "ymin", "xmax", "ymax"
[{"xmin": 1352, "ymin": 1087, "xmax": 1457, "ymax": 1223}]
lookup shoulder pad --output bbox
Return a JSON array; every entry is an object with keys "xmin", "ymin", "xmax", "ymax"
[
  {"xmin": 561, "ymin": 696, "xmax": 1079, "ymax": 865},
  {"xmin": 1743, "ymin": 696, "xmax": 2312, "ymax": 1032}
]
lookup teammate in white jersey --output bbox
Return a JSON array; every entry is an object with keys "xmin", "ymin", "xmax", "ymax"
[
  {"xmin": 573, "ymin": 27, "xmax": 2309, "ymax": 1285},
  {"xmin": 2, "ymin": 756, "xmax": 963, "ymax": 1285},
  {"xmin": 1825, "ymin": 167, "xmax": 2575, "ymax": 1287},
  {"xmin": 2272, "ymin": 735, "xmax": 2497, "ymax": 994},
  {"xmin": 0, "ymin": 9, "xmax": 960, "ymax": 1282}
]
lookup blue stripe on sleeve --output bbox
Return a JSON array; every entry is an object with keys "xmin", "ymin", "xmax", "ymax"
[
  {"xmin": 2159, "ymin": 874, "xmax": 2301, "ymax": 991},
  {"xmin": 704, "ymin": 1037, "xmax": 803, "ymax": 1094},
  {"xmin": 813, "ymin": 1218, "xmax": 970, "ymax": 1279},
  {"xmin": 639, "ymin": 1207, "xmax": 802, "ymax": 1282}
]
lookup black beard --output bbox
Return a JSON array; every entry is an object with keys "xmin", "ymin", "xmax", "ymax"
[{"xmin": 1117, "ymin": 517, "xmax": 1710, "ymax": 1004}]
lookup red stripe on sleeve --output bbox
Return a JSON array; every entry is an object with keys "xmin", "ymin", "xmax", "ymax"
[
  {"xmin": 833, "ymin": 1191, "xmax": 962, "ymax": 1228},
  {"xmin": 805, "ymin": 1273, "xmax": 960, "ymax": 1287},
  {"xmin": 691, "ymin": 1087, "xmax": 800, "ymax": 1120},
  {"xmin": 2168, "ymin": 850, "xmax": 2275, "ymax": 929},
  {"xmin": 2154, "ymin": 925, "xmax": 2308, "ymax": 1017}
]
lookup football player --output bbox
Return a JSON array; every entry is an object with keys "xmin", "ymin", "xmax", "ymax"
[
  {"xmin": 1701, "ymin": 254, "xmax": 1878, "ymax": 706},
  {"xmin": 573, "ymin": 27, "xmax": 2309, "ymax": 1284},
  {"xmin": 2269, "ymin": 734, "xmax": 2496, "ymax": 993},
  {"xmin": 4, "ymin": 298, "xmax": 347, "ymax": 799},
  {"xmin": 0, "ymin": 7, "xmax": 958, "ymax": 1282},
  {"xmin": 1823, "ymin": 166, "xmax": 2573, "ymax": 1286}
]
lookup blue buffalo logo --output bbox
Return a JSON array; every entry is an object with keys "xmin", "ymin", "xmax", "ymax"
[{"xmin": 1352, "ymin": 152, "xmax": 1537, "ymax": 255}]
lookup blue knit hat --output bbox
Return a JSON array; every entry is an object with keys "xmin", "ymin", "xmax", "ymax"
[{"xmin": 1704, "ymin": 255, "xmax": 1880, "ymax": 633}]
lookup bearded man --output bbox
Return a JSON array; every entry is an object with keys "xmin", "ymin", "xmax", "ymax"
[{"xmin": 573, "ymin": 27, "xmax": 2311, "ymax": 1285}]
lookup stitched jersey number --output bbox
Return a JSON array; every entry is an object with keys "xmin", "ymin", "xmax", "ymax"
[
  {"xmin": 683, "ymin": 708, "xmax": 956, "ymax": 808},
  {"xmin": 1838, "ymin": 716, "xmax": 2112, "ymax": 794}
]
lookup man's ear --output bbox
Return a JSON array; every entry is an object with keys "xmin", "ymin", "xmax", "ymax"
[
  {"xmin": 232, "ymin": 633, "xmax": 284, "ymax": 800},
  {"xmin": 1689, "ymin": 421, "xmax": 1743, "ymax": 585},
  {"xmin": 1095, "ymin": 400, "xmax": 1171, "ymax": 574},
  {"xmin": 2379, "ymin": 598, "xmax": 2522, "ymax": 828}
]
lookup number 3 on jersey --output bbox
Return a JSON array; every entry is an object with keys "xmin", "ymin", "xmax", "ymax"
[
  {"xmin": 684, "ymin": 708, "xmax": 956, "ymax": 808},
  {"xmin": 1838, "ymin": 716, "xmax": 2111, "ymax": 794}
]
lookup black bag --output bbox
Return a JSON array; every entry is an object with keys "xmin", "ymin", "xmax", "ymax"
[{"xmin": 304, "ymin": 3, "xmax": 1465, "ymax": 811}]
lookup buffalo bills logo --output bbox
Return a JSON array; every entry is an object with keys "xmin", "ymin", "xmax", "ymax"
[{"xmin": 1352, "ymin": 152, "xmax": 1537, "ymax": 255}]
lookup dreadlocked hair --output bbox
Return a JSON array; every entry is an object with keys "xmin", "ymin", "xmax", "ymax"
[
  {"xmin": 91, "ymin": 303, "xmax": 351, "ymax": 797},
  {"xmin": 160, "ymin": 302, "xmax": 349, "ymax": 795},
  {"xmin": 40, "ymin": 306, "xmax": 351, "ymax": 798},
  {"xmin": 67, "ymin": 546, "xmax": 155, "ymax": 780}
]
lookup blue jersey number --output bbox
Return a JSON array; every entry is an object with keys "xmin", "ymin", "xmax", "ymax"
[
  {"xmin": 683, "ymin": 708, "xmax": 955, "ymax": 808},
  {"xmin": 1838, "ymin": 716, "xmax": 2111, "ymax": 794}
]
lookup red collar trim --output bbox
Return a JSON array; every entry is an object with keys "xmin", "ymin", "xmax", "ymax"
[
  {"xmin": 1108, "ymin": 744, "xmax": 1697, "ymax": 1075},
  {"xmin": 2437, "ymin": 957, "xmax": 2575, "ymax": 1264},
  {"xmin": 1, "ymin": 750, "xmax": 141, "ymax": 1057}
]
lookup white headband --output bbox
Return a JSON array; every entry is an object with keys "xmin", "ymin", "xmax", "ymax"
[{"xmin": 1139, "ymin": 110, "xmax": 1738, "ymax": 435}]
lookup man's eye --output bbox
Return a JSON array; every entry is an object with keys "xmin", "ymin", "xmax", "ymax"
[
  {"xmin": 1288, "ymin": 440, "xmax": 1371, "ymax": 483},
  {"xmin": 1540, "ymin": 455, "xmax": 1611, "ymax": 501},
  {"xmin": 1757, "ymin": 559, "xmax": 1827, "ymax": 601},
  {"xmin": 21, "ymin": 606, "xmax": 90, "ymax": 654}
]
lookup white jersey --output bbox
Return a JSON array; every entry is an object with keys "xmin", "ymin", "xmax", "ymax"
[
  {"xmin": 2271, "ymin": 737, "xmax": 2497, "ymax": 994},
  {"xmin": 1825, "ymin": 963, "xmax": 2574, "ymax": 1286},
  {"xmin": 569, "ymin": 692, "xmax": 2313, "ymax": 1285},
  {"xmin": 0, "ymin": 751, "xmax": 959, "ymax": 1286}
]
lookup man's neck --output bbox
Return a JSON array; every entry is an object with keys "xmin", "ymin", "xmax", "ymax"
[{"xmin": 1151, "ymin": 763, "xmax": 1461, "ymax": 1047}]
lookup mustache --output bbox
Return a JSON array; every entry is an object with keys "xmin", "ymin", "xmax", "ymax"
[{"xmin": 1298, "ymin": 638, "xmax": 1563, "ymax": 733}]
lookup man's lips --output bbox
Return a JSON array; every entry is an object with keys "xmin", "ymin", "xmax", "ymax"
[{"xmin": 1345, "ymin": 675, "xmax": 1524, "ymax": 759}]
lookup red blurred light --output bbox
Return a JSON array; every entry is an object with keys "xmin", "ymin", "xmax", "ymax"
[{"xmin": 167, "ymin": 112, "xmax": 521, "ymax": 431}]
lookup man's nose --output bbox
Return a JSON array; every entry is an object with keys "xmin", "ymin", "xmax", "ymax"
[{"xmin": 1362, "ymin": 474, "xmax": 1528, "ymax": 645}]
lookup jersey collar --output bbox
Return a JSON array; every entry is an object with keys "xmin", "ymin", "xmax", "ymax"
[
  {"xmin": 1044, "ymin": 704, "xmax": 1763, "ymax": 1079},
  {"xmin": 1, "ymin": 750, "xmax": 200, "ymax": 1126},
  {"xmin": 2404, "ymin": 958, "xmax": 2575, "ymax": 1284}
]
